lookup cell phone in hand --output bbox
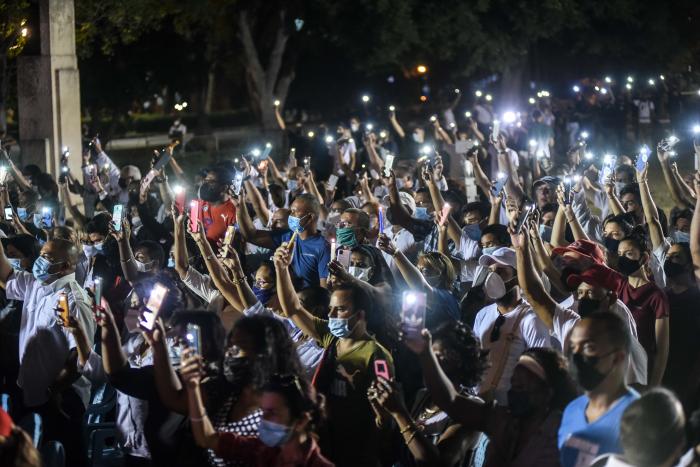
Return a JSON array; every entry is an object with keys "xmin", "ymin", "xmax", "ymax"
[
  {"xmin": 303, "ymin": 157, "xmax": 311, "ymax": 174},
  {"xmin": 401, "ymin": 291, "xmax": 427, "ymax": 335},
  {"xmin": 439, "ymin": 203, "xmax": 452, "ymax": 226},
  {"xmin": 186, "ymin": 323, "xmax": 202, "ymax": 356},
  {"xmin": 327, "ymin": 174, "xmax": 339, "ymax": 189},
  {"xmin": 383, "ymin": 154, "xmax": 395, "ymax": 177},
  {"xmin": 491, "ymin": 175, "xmax": 509, "ymax": 197},
  {"xmin": 189, "ymin": 200, "xmax": 201, "ymax": 233},
  {"xmin": 374, "ymin": 359, "xmax": 390, "ymax": 380},
  {"xmin": 94, "ymin": 277, "xmax": 102, "ymax": 310},
  {"xmin": 112, "ymin": 204, "xmax": 123, "ymax": 231},
  {"xmin": 153, "ymin": 150, "xmax": 172, "ymax": 171},
  {"xmin": 41, "ymin": 207, "xmax": 52, "ymax": 228},
  {"xmin": 232, "ymin": 173, "xmax": 243, "ymax": 196},
  {"xmin": 17, "ymin": 207, "xmax": 26, "ymax": 221},
  {"xmin": 455, "ymin": 139, "xmax": 476, "ymax": 154},
  {"xmin": 222, "ymin": 225, "xmax": 235, "ymax": 256},
  {"xmin": 491, "ymin": 120, "xmax": 501, "ymax": 142},
  {"xmin": 142, "ymin": 283, "xmax": 168, "ymax": 331},
  {"xmin": 58, "ymin": 292, "xmax": 70, "ymax": 325},
  {"xmin": 514, "ymin": 205, "xmax": 533, "ymax": 233},
  {"xmin": 337, "ymin": 249, "xmax": 351, "ymax": 268},
  {"xmin": 4, "ymin": 207, "xmax": 12, "ymax": 221}
]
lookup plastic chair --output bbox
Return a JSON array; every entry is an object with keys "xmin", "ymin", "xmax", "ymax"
[
  {"xmin": 89, "ymin": 428, "xmax": 123, "ymax": 466},
  {"xmin": 17, "ymin": 412, "xmax": 42, "ymax": 447},
  {"xmin": 0, "ymin": 392, "xmax": 10, "ymax": 413},
  {"xmin": 83, "ymin": 383, "xmax": 122, "ymax": 466},
  {"xmin": 40, "ymin": 440, "xmax": 65, "ymax": 467}
]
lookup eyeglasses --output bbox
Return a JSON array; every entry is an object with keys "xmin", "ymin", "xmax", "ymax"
[{"xmin": 490, "ymin": 314, "xmax": 506, "ymax": 342}]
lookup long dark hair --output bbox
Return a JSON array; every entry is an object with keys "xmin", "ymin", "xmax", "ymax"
[
  {"xmin": 521, "ymin": 348, "xmax": 578, "ymax": 411},
  {"xmin": 0, "ymin": 427, "xmax": 41, "ymax": 467}
]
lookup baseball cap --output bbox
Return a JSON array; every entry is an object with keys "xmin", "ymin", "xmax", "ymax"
[
  {"xmin": 566, "ymin": 263, "xmax": 617, "ymax": 290},
  {"xmin": 533, "ymin": 176, "xmax": 561, "ymax": 189},
  {"xmin": 0, "ymin": 407, "xmax": 12, "ymax": 438},
  {"xmin": 479, "ymin": 247, "xmax": 516, "ymax": 269},
  {"xmin": 552, "ymin": 239, "xmax": 606, "ymax": 265},
  {"xmin": 382, "ymin": 191, "xmax": 416, "ymax": 215}
]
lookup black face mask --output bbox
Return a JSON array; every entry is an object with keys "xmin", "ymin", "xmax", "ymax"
[
  {"xmin": 664, "ymin": 260, "xmax": 688, "ymax": 278},
  {"xmin": 223, "ymin": 354, "xmax": 252, "ymax": 388},
  {"xmin": 569, "ymin": 352, "xmax": 613, "ymax": 391},
  {"xmin": 199, "ymin": 183, "xmax": 222, "ymax": 202},
  {"xmin": 577, "ymin": 297, "xmax": 603, "ymax": 318},
  {"xmin": 603, "ymin": 236, "xmax": 620, "ymax": 254},
  {"xmin": 560, "ymin": 267, "xmax": 579, "ymax": 291},
  {"xmin": 616, "ymin": 256, "xmax": 641, "ymax": 276},
  {"xmin": 118, "ymin": 178, "xmax": 129, "ymax": 189},
  {"xmin": 508, "ymin": 389, "xmax": 535, "ymax": 418}
]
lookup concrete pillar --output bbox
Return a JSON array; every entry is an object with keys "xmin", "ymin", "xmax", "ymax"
[{"xmin": 16, "ymin": 0, "xmax": 81, "ymax": 179}]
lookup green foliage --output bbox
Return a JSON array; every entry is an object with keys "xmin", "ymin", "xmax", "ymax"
[{"xmin": 0, "ymin": 0, "xmax": 30, "ymax": 58}]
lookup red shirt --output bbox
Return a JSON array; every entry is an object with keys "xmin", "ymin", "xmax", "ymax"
[
  {"xmin": 200, "ymin": 200, "xmax": 236, "ymax": 244},
  {"xmin": 214, "ymin": 434, "xmax": 334, "ymax": 467}
]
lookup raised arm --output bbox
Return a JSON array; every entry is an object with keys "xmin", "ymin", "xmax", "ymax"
[
  {"xmin": 377, "ymin": 234, "xmax": 434, "ymax": 296},
  {"xmin": 243, "ymin": 180, "xmax": 271, "ymax": 227},
  {"xmin": 144, "ymin": 319, "xmax": 189, "ymax": 414},
  {"xmin": 182, "ymin": 350, "xmax": 220, "ymax": 450},
  {"xmin": 605, "ymin": 172, "xmax": 624, "ymax": 216},
  {"xmin": 274, "ymin": 102, "xmax": 286, "ymax": 131},
  {"xmin": 235, "ymin": 191, "xmax": 275, "ymax": 249},
  {"xmin": 273, "ymin": 245, "xmax": 322, "ymax": 341},
  {"xmin": 382, "ymin": 170, "xmax": 415, "ymax": 229},
  {"xmin": 550, "ymin": 200, "xmax": 569, "ymax": 249},
  {"xmin": 670, "ymin": 162, "xmax": 696, "ymax": 206},
  {"xmin": 221, "ymin": 248, "xmax": 258, "ymax": 311},
  {"xmin": 389, "ymin": 109, "xmax": 406, "ymax": 139},
  {"xmin": 109, "ymin": 219, "xmax": 139, "ymax": 283},
  {"xmin": 97, "ymin": 301, "xmax": 128, "ymax": 376},
  {"xmin": 657, "ymin": 146, "xmax": 691, "ymax": 208},
  {"xmin": 636, "ymin": 162, "xmax": 664, "ymax": 250},
  {"xmin": 422, "ymin": 164, "xmax": 461, "ymax": 245},
  {"xmin": 512, "ymin": 229, "xmax": 557, "ymax": 329},
  {"xmin": 559, "ymin": 184, "xmax": 589, "ymax": 242},
  {"xmin": 60, "ymin": 181, "xmax": 88, "ymax": 230},
  {"xmin": 0, "ymin": 226, "xmax": 15, "ymax": 288},
  {"xmin": 691, "ymin": 172, "xmax": 700, "ymax": 282},
  {"xmin": 1, "ymin": 150, "xmax": 31, "ymax": 192}
]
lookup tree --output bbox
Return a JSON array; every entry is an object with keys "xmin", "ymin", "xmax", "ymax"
[{"xmin": 0, "ymin": 0, "xmax": 29, "ymax": 134}]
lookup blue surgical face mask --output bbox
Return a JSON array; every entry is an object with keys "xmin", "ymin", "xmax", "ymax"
[
  {"xmin": 414, "ymin": 207, "xmax": 430, "ymax": 220},
  {"xmin": 17, "ymin": 208, "xmax": 28, "ymax": 221},
  {"xmin": 673, "ymin": 230, "xmax": 690, "ymax": 244},
  {"xmin": 167, "ymin": 257, "xmax": 175, "ymax": 268},
  {"xmin": 287, "ymin": 180, "xmax": 298, "ymax": 191},
  {"xmin": 252, "ymin": 285, "xmax": 276, "ymax": 305},
  {"xmin": 32, "ymin": 256, "xmax": 62, "ymax": 284},
  {"xmin": 539, "ymin": 224, "xmax": 553, "ymax": 243},
  {"xmin": 258, "ymin": 419, "xmax": 294, "ymax": 447},
  {"xmin": 8, "ymin": 258, "xmax": 22, "ymax": 271},
  {"xmin": 463, "ymin": 223, "xmax": 481, "ymax": 242},
  {"xmin": 482, "ymin": 246, "xmax": 498, "ymax": 256},
  {"xmin": 287, "ymin": 214, "xmax": 308, "ymax": 233},
  {"xmin": 329, "ymin": 314, "xmax": 356, "ymax": 338}
]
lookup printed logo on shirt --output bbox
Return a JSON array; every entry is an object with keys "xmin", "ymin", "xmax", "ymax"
[{"xmin": 564, "ymin": 435, "xmax": 600, "ymax": 467}]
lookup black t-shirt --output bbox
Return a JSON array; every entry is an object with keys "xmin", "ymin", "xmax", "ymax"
[{"xmin": 663, "ymin": 286, "xmax": 700, "ymax": 389}]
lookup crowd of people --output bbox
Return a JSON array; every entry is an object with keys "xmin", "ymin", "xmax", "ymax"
[{"xmin": 2, "ymin": 89, "xmax": 700, "ymax": 467}]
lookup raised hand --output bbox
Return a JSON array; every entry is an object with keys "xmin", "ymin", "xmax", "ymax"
[
  {"xmin": 273, "ymin": 244, "xmax": 292, "ymax": 268},
  {"xmin": 372, "ymin": 377, "xmax": 407, "ymax": 416},
  {"xmin": 381, "ymin": 169, "xmax": 397, "ymax": 188},
  {"xmin": 377, "ymin": 233, "xmax": 397, "ymax": 256},
  {"xmin": 400, "ymin": 327, "xmax": 431, "ymax": 356},
  {"xmin": 179, "ymin": 347, "xmax": 204, "ymax": 388}
]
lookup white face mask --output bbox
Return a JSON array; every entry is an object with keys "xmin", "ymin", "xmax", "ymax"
[
  {"xmin": 135, "ymin": 259, "xmax": 155, "ymax": 273},
  {"xmin": 348, "ymin": 266, "xmax": 372, "ymax": 282},
  {"xmin": 484, "ymin": 271, "xmax": 507, "ymax": 300},
  {"xmin": 412, "ymin": 132, "xmax": 423, "ymax": 143},
  {"xmin": 131, "ymin": 216, "xmax": 142, "ymax": 229},
  {"xmin": 350, "ymin": 123, "xmax": 360, "ymax": 132}
]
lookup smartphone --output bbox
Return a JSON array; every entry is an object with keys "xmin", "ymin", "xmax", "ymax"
[
  {"xmin": 303, "ymin": 157, "xmax": 311, "ymax": 174},
  {"xmin": 374, "ymin": 359, "xmax": 390, "ymax": 380},
  {"xmin": 58, "ymin": 292, "xmax": 70, "ymax": 325},
  {"xmin": 330, "ymin": 239, "xmax": 337, "ymax": 261},
  {"xmin": 439, "ymin": 203, "xmax": 452, "ymax": 226},
  {"xmin": 186, "ymin": 323, "xmax": 202, "ymax": 356},
  {"xmin": 222, "ymin": 225, "xmax": 235, "ymax": 256},
  {"xmin": 261, "ymin": 143, "xmax": 272, "ymax": 159},
  {"xmin": 328, "ymin": 174, "xmax": 339, "ymax": 189},
  {"xmin": 455, "ymin": 139, "xmax": 476, "ymax": 154},
  {"xmin": 384, "ymin": 154, "xmax": 395, "ymax": 177},
  {"xmin": 232, "ymin": 173, "xmax": 243, "ymax": 196},
  {"xmin": 142, "ymin": 283, "xmax": 168, "ymax": 330},
  {"xmin": 153, "ymin": 150, "xmax": 172, "ymax": 171},
  {"xmin": 337, "ymin": 249, "xmax": 351, "ymax": 268},
  {"xmin": 174, "ymin": 186, "xmax": 186, "ymax": 214},
  {"xmin": 112, "ymin": 204, "xmax": 123, "ymax": 231},
  {"xmin": 378, "ymin": 207, "xmax": 384, "ymax": 233},
  {"xmin": 514, "ymin": 205, "xmax": 533, "ymax": 233},
  {"xmin": 491, "ymin": 120, "xmax": 500, "ymax": 142},
  {"xmin": 491, "ymin": 175, "xmax": 509, "ymax": 197},
  {"xmin": 140, "ymin": 170, "xmax": 156, "ymax": 197},
  {"xmin": 41, "ymin": 207, "xmax": 52, "ymax": 228},
  {"xmin": 4, "ymin": 207, "xmax": 12, "ymax": 221},
  {"xmin": 94, "ymin": 277, "xmax": 102, "ymax": 310},
  {"xmin": 189, "ymin": 200, "xmax": 201, "ymax": 232},
  {"xmin": 401, "ymin": 291, "xmax": 427, "ymax": 334},
  {"xmin": 17, "ymin": 207, "xmax": 26, "ymax": 220}
]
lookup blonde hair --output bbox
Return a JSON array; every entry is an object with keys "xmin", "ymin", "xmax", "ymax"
[{"xmin": 418, "ymin": 251, "xmax": 456, "ymax": 289}]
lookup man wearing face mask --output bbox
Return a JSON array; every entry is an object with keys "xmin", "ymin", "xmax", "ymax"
[
  {"xmin": 239, "ymin": 193, "xmax": 330, "ymax": 288},
  {"xmin": 558, "ymin": 313, "xmax": 639, "ymax": 467},
  {"xmin": 514, "ymin": 230, "xmax": 648, "ymax": 386},
  {"xmin": 472, "ymin": 247, "xmax": 550, "ymax": 405},
  {"xmin": 274, "ymin": 246, "xmax": 393, "ymax": 467},
  {"xmin": 116, "ymin": 165, "xmax": 141, "ymax": 204},
  {"xmin": 0, "ymin": 238, "xmax": 95, "ymax": 467},
  {"xmin": 197, "ymin": 167, "xmax": 237, "ymax": 244}
]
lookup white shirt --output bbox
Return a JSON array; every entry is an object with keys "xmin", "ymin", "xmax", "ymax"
[
  {"xmin": 182, "ymin": 266, "xmax": 225, "ymax": 313},
  {"xmin": 473, "ymin": 300, "xmax": 551, "ymax": 405},
  {"xmin": 7, "ymin": 271, "xmax": 95, "ymax": 407},
  {"xmin": 555, "ymin": 297, "xmax": 647, "ymax": 385},
  {"xmin": 381, "ymin": 227, "xmax": 416, "ymax": 281},
  {"xmin": 456, "ymin": 228, "xmax": 482, "ymax": 283}
]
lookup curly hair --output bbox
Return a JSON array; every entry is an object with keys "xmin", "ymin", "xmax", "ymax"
[
  {"xmin": 621, "ymin": 225, "xmax": 650, "ymax": 255},
  {"xmin": 521, "ymin": 347, "xmax": 579, "ymax": 411},
  {"xmin": 432, "ymin": 321, "xmax": 488, "ymax": 389}
]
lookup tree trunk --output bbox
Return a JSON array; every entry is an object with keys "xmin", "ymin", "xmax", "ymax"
[{"xmin": 204, "ymin": 61, "xmax": 216, "ymax": 114}]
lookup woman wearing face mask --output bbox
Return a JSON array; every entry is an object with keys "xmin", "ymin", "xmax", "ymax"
[
  {"xmin": 601, "ymin": 214, "xmax": 634, "ymax": 264},
  {"xmin": 378, "ymin": 234, "xmax": 459, "ymax": 330},
  {"xmin": 152, "ymin": 314, "xmax": 305, "ymax": 467},
  {"xmin": 184, "ymin": 366, "xmax": 333, "ymax": 467},
  {"xmin": 404, "ymin": 327, "xmax": 578, "ymax": 467},
  {"xmin": 595, "ymin": 231, "xmax": 670, "ymax": 387},
  {"xmin": 369, "ymin": 322, "xmax": 487, "ymax": 467}
]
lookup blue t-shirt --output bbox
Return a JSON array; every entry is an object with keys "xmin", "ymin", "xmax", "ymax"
[
  {"xmin": 558, "ymin": 389, "xmax": 639, "ymax": 467},
  {"xmin": 271, "ymin": 230, "xmax": 330, "ymax": 288},
  {"xmin": 426, "ymin": 288, "xmax": 460, "ymax": 329}
]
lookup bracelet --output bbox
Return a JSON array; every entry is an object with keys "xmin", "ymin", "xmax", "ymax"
[
  {"xmin": 205, "ymin": 254, "xmax": 215, "ymax": 261},
  {"xmin": 120, "ymin": 257, "xmax": 133, "ymax": 263},
  {"xmin": 399, "ymin": 422, "xmax": 417, "ymax": 435},
  {"xmin": 232, "ymin": 276, "xmax": 246, "ymax": 285},
  {"xmin": 404, "ymin": 429, "xmax": 418, "ymax": 445},
  {"xmin": 190, "ymin": 414, "xmax": 208, "ymax": 423}
]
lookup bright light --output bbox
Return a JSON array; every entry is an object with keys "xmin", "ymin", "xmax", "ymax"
[
  {"xmin": 174, "ymin": 104, "xmax": 182, "ymax": 111},
  {"xmin": 648, "ymin": 79, "xmax": 655, "ymax": 86},
  {"xmin": 485, "ymin": 94, "xmax": 493, "ymax": 102},
  {"xmin": 502, "ymin": 111, "xmax": 517, "ymax": 124},
  {"xmin": 639, "ymin": 145, "xmax": 651, "ymax": 157},
  {"xmin": 361, "ymin": 95, "xmax": 370, "ymax": 103},
  {"xmin": 626, "ymin": 83, "xmax": 632, "ymax": 90},
  {"xmin": 669, "ymin": 151, "xmax": 677, "ymax": 157},
  {"xmin": 181, "ymin": 102, "xmax": 188, "ymax": 108},
  {"xmin": 529, "ymin": 139, "xmax": 537, "ymax": 147},
  {"xmin": 307, "ymin": 131, "xmax": 315, "ymax": 138},
  {"xmin": 420, "ymin": 145, "xmax": 432, "ymax": 154},
  {"xmin": 173, "ymin": 185, "xmax": 184, "ymax": 194},
  {"xmin": 540, "ymin": 90, "xmax": 550, "ymax": 97},
  {"xmin": 594, "ymin": 86, "xmax": 600, "ymax": 91},
  {"xmin": 668, "ymin": 135, "xmax": 679, "ymax": 144},
  {"xmin": 429, "ymin": 115, "xmax": 437, "ymax": 122},
  {"xmin": 251, "ymin": 148, "xmax": 261, "ymax": 157},
  {"xmin": 42, "ymin": 207, "xmax": 49, "ymax": 214},
  {"xmin": 325, "ymin": 135, "xmax": 334, "ymax": 143},
  {"xmin": 420, "ymin": 95, "xmax": 428, "ymax": 102},
  {"xmin": 573, "ymin": 175, "xmax": 582, "ymax": 182},
  {"xmin": 603, "ymin": 154, "xmax": 615, "ymax": 165},
  {"xmin": 581, "ymin": 131, "xmax": 589, "ymax": 139},
  {"xmin": 497, "ymin": 172, "xmax": 506, "ymax": 180},
  {"xmin": 475, "ymin": 90, "xmax": 483, "ymax": 97},
  {"xmin": 585, "ymin": 152, "xmax": 594, "ymax": 160},
  {"xmin": 61, "ymin": 166, "xmax": 68, "ymax": 173},
  {"xmin": 449, "ymin": 122, "xmax": 456, "ymax": 128},
  {"xmin": 573, "ymin": 85, "xmax": 581, "ymax": 92},
  {"xmin": 454, "ymin": 88, "xmax": 460, "ymax": 94},
  {"xmin": 465, "ymin": 111, "xmax": 472, "ymax": 118},
  {"xmin": 600, "ymin": 88, "xmax": 608, "ymax": 95},
  {"xmin": 627, "ymin": 76, "xmax": 634, "ymax": 83},
  {"xmin": 604, "ymin": 76, "xmax": 612, "ymax": 83},
  {"xmin": 697, "ymin": 90, "xmax": 700, "ymax": 96},
  {"xmin": 274, "ymin": 99, "xmax": 280, "ymax": 107},
  {"xmin": 528, "ymin": 97, "xmax": 536, "ymax": 104},
  {"xmin": 416, "ymin": 65, "xmax": 427, "ymax": 74},
  {"xmin": 234, "ymin": 158, "xmax": 239, "ymax": 164},
  {"xmin": 564, "ymin": 176, "xmax": 571, "ymax": 184},
  {"xmin": 660, "ymin": 74, "xmax": 665, "ymax": 81},
  {"xmin": 21, "ymin": 28, "xmax": 28, "ymax": 37},
  {"xmin": 388, "ymin": 105, "xmax": 395, "ymax": 112},
  {"xmin": 405, "ymin": 293, "xmax": 417, "ymax": 305},
  {"xmin": 190, "ymin": 200, "xmax": 198, "ymax": 207},
  {"xmin": 265, "ymin": 142, "xmax": 272, "ymax": 148},
  {"xmin": 366, "ymin": 123, "xmax": 374, "ymax": 131},
  {"xmin": 693, "ymin": 125, "xmax": 700, "ymax": 134},
  {"xmin": 379, "ymin": 131, "xmax": 387, "ymax": 138}
]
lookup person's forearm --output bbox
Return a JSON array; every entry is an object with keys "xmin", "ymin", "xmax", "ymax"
[
  {"xmin": 305, "ymin": 177, "xmax": 324, "ymax": 206},
  {"xmin": 61, "ymin": 185, "xmax": 87, "ymax": 229},
  {"xmin": 71, "ymin": 327, "xmax": 92, "ymax": 367},
  {"xmin": 564, "ymin": 206, "xmax": 589, "ymax": 242},
  {"xmin": 365, "ymin": 143, "xmax": 383, "ymax": 172},
  {"xmin": 268, "ymin": 157, "xmax": 286, "ymax": 184},
  {"xmin": 168, "ymin": 156, "xmax": 185, "ymax": 179},
  {"xmin": 387, "ymin": 184, "xmax": 414, "ymax": 228},
  {"xmin": 274, "ymin": 107, "xmax": 286, "ymax": 131},
  {"xmin": 437, "ymin": 228, "xmax": 449, "ymax": 257},
  {"xmin": 187, "ymin": 385, "xmax": 219, "ymax": 449},
  {"xmin": 488, "ymin": 201, "xmax": 500, "ymax": 226},
  {"xmin": 650, "ymin": 318, "xmax": 669, "ymax": 386},
  {"xmin": 6, "ymin": 158, "xmax": 31, "ymax": 191},
  {"xmin": 235, "ymin": 199, "xmax": 258, "ymax": 240},
  {"xmin": 638, "ymin": 180, "xmax": 664, "ymax": 249},
  {"xmin": 393, "ymin": 250, "xmax": 431, "ymax": 291},
  {"xmin": 244, "ymin": 181, "xmax": 270, "ymax": 227},
  {"xmin": 671, "ymin": 165, "xmax": 696, "ymax": 205},
  {"xmin": 550, "ymin": 206, "xmax": 568, "ymax": 248},
  {"xmin": 436, "ymin": 127, "xmax": 453, "ymax": 145},
  {"xmin": 692, "ymin": 198, "xmax": 700, "ymax": 282},
  {"xmin": 659, "ymin": 161, "xmax": 688, "ymax": 208},
  {"xmin": 158, "ymin": 181, "xmax": 174, "ymax": 208},
  {"xmin": 606, "ymin": 192, "xmax": 624, "ymax": 216},
  {"xmin": 516, "ymin": 246, "xmax": 554, "ymax": 329},
  {"xmin": 390, "ymin": 116, "xmax": 405, "ymax": 139},
  {"xmin": 391, "ymin": 409, "xmax": 443, "ymax": 464},
  {"xmin": 470, "ymin": 155, "xmax": 491, "ymax": 196},
  {"xmin": 152, "ymin": 337, "xmax": 188, "ymax": 413},
  {"xmin": 276, "ymin": 265, "xmax": 320, "ymax": 340},
  {"xmin": 101, "ymin": 317, "xmax": 127, "ymax": 375},
  {"xmin": 173, "ymin": 222, "xmax": 189, "ymax": 279},
  {"xmin": 117, "ymin": 239, "xmax": 139, "ymax": 282},
  {"xmin": 195, "ymin": 239, "xmax": 243, "ymax": 311},
  {"xmin": 0, "ymin": 231, "xmax": 14, "ymax": 286}
]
